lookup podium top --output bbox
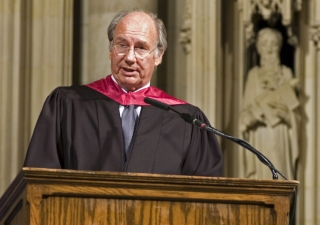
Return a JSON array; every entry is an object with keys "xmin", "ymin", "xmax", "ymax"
[
  {"xmin": 0, "ymin": 167, "xmax": 299, "ymax": 225},
  {"xmin": 7, "ymin": 167, "xmax": 299, "ymax": 194}
]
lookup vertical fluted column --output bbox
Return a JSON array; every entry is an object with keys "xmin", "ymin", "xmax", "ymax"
[
  {"xmin": 297, "ymin": 28, "xmax": 320, "ymax": 225},
  {"xmin": 28, "ymin": 0, "xmax": 73, "ymax": 130},
  {"xmin": 181, "ymin": 0, "xmax": 222, "ymax": 127},
  {"xmin": 294, "ymin": 0, "xmax": 320, "ymax": 224},
  {"xmin": 0, "ymin": 0, "xmax": 73, "ymax": 195},
  {"xmin": 0, "ymin": 0, "xmax": 24, "ymax": 195}
]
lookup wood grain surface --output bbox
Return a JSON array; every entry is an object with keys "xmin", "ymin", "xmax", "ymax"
[
  {"xmin": 0, "ymin": 168, "xmax": 299, "ymax": 225},
  {"xmin": 40, "ymin": 197, "xmax": 275, "ymax": 225}
]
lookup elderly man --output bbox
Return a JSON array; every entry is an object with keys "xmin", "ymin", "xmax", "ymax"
[{"xmin": 24, "ymin": 9, "xmax": 223, "ymax": 176}]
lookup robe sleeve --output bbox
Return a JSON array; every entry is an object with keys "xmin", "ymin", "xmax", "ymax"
[
  {"xmin": 181, "ymin": 107, "xmax": 223, "ymax": 176},
  {"xmin": 23, "ymin": 88, "xmax": 64, "ymax": 168}
]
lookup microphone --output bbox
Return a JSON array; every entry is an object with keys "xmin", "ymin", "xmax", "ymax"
[
  {"xmin": 144, "ymin": 97, "xmax": 208, "ymax": 128},
  {"xmin": 144, "ymin": 97, "xmax": 170, "ymax": 110},
  {"xmin": 144, "ymin": 97, "xmax": 287, "ymax": 180}
]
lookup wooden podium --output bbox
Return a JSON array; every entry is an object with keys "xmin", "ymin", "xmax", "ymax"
[{"xmin": 0, "ymin": 167, "xmax": 298, "ymax": 225}]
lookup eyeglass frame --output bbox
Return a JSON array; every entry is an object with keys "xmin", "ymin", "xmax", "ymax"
[{"xmin": 111, "ymin": 42, "xmax": 158, "ymax": 60}]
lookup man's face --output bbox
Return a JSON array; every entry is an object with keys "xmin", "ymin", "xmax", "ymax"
[{"xmin": 109, "ymin": 12, "xmax": 163, "ymax": 92}]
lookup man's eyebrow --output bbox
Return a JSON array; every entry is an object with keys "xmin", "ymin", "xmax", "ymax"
[
  {"xmin": 114, "ymin": 37, "xmax": 126, "ymax": 42},
  {"xmin": 135, "ymin": 40, "xmax": 148, "ymax": 46},
  {"xmin": 114, "ymin": 37, "xmax": 148, "ymax": 46}
]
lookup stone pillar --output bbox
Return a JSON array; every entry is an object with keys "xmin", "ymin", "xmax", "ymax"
[
  {"xmin": 0, "ymin": 0, "xmax": 25, "ymax": 195},
  {"xmin": 297, "ymin": 1, "xmax": 320, "ymax": 223},
  {"xmin": 0, "ymin": 0, "xmax": 73, "ymax": 195},
  {"xmin": 28, "ymin": 0, "xmax": 73, "ymax": 129},
  {"xmin": 180, "ymin": 0, "xmax": 222, "ymax": 127}
]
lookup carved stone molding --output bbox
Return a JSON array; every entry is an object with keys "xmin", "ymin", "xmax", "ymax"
[
  {"xmin": 309, "ymin": 0, "xmax": 320, "ymax": 49},
  {"xmin": 309, "ymin": 0, "xmax": 320, "ymax": 25},
  {"xmin": 239, "ymin": 0, "xmax": 302, "ymax": 47},
  {"xmin": 240, "ymin": 0, "xmax": 302, "ymax": 25},
  {"xmin": 179, "ymin": 0, "xmax": 192, "ymax": 54},
  {"xmin": 310, "ymin": 25, "xmax": 320, "ymax": 49}
]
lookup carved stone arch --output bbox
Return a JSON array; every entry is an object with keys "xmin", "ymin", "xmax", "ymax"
[
  {"xmin": 240, "ymin": 0, "xmax": 302, "ymax": 87},
  {"xmin": 239, "ymin": 0, "xmax": 302, "ymax": 82},
  {"xmin": 310, "ymin": 25, "xmax": 320, "ymax": 49},
  {"xmin": 179, "ymin": 0, "xmax": 192, "ymax": 54}
]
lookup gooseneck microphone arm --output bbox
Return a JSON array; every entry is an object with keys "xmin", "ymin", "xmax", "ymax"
[{"xmin": 144, "ymin": 97, "xmax": 288, "ymax": 180}]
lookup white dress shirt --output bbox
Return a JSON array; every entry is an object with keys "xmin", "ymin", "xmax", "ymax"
[{"xmin": 111, "ymin": 75, "xmax": 150, "ymax": 117}]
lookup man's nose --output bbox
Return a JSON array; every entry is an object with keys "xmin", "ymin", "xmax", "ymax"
[{"xmin": 125, "ymin": 49, "xmax": 137, "ymax": 62}]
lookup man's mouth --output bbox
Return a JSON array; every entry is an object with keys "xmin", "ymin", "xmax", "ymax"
[{"xmin": 123, "ymin": 67, "xmax": 135, "ymax": 72}]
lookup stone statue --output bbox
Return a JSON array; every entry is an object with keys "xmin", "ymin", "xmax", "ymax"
[{"xmin": 239, "ymin": 28, "xmax": 300, "ymax": 180}]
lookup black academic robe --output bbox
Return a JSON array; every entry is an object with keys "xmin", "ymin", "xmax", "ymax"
[{"xmin": 24, "ymin": 86, "xmax": 223, "ymax": 176}]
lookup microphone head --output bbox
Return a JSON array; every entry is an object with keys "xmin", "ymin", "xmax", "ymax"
[
  {"xmin": 180, "ymin": 113, "xmax": 194, "ymax": 123},
  {"xmin": 144, "ymin": 97, "xmax": 170, "ymax": 110}
]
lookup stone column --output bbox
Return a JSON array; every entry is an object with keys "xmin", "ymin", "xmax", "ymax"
[
  {"xmin": 28, "ymin": 0, "xmax": 73, "ymax": 129},
  {"xmin": 0, "ymin": 0, "xmax": 73, "ymax": 195},
  {"xmin": 297, "ymin": 1, "xmax": 320, "ymax": 223},
  {"xmin": 180, "ymin": 0, "xmax": 222, "ymax": 127},
  {"xmin": 0, "ymin": 0, "xmax": 24, "ymax": 195}
]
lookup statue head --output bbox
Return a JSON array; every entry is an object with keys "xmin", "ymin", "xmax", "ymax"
[
  {"xmin": 256, "ymin": 28, "xmax": 283, "ymax": 59},
  {"xmin": 260, "ymin": 0, "xmax": 272, "ymax": 8}
]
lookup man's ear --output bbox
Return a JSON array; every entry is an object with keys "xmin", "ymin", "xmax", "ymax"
[
  {"xmin": 109, "ymin": 50, "xmax": 112, "ymax": 60},
  {"xmin": 154, "ymin": 51, "xmax": 164, "ymax": 66}
]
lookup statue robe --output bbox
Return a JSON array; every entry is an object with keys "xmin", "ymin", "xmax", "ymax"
[{"xmin": 239, "ymin": 66, "xmax": 299, "ymax": 179}]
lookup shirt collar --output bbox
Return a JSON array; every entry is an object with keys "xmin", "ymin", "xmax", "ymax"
[{"xmin": 111, "ymin": 75, "xmax": 150, "ymax": 93}]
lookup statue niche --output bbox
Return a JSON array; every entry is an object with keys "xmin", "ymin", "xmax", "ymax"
[{"xmin": 239, "ymin": 23, "xmax": 300, "ymax": 179}]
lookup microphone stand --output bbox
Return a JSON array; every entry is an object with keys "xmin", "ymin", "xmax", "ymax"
[
  {"xmin": 144, "ymin": 97, "xmax": 287, "ymax": 180},
  {"xmin": 144, "ymin": 97, "xmax": 297, "ymax": 225},
  {"xmin": 179, "ymin": 111, "xmax": 284, "ymax": 180}
]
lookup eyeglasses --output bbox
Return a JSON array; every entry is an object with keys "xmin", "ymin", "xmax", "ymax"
[{"xmin": 112, "ymin": 44, "xmax": 157, "ymax": 60}]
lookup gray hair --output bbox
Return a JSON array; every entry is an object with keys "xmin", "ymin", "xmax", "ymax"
[{"xmin": 107, "ymin": 9, "xmax": 167, "ymax": 57}]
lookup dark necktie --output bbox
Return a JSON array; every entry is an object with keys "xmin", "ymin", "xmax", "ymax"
[{"xmin": 122, "ymin": 105, "xmax": 137, "ymax": 153}]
